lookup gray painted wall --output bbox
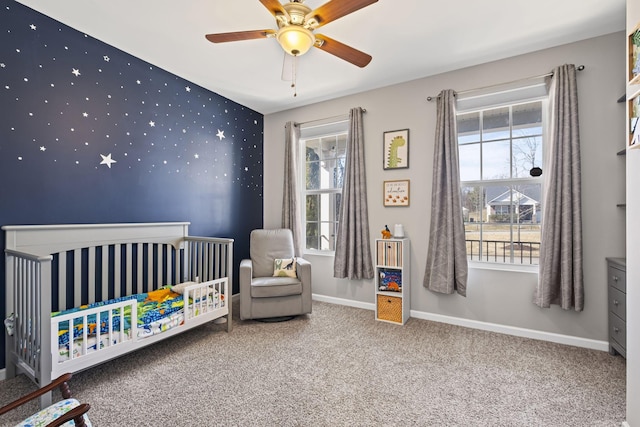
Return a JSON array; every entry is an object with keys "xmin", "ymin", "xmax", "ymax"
[{"xmin": 264, "ymin": 32, "xmax": 625, "ymax": 343}]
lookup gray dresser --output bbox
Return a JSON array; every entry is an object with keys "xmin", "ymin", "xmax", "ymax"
[{"xmin": 607, "ymin": 258, "xmax": 626, "ymax": 358}]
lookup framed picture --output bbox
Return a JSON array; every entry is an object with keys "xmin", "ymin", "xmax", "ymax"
[
  {"xmin": 383, "ymin": 129, "xmax": 409, "ymax": 169},
  {"xmin": 384, "ymin": 180, "xmax": 410, "ymax": 207}
]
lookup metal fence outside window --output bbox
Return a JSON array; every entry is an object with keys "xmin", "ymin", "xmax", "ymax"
[{"xmin": 466, "ymin": 239, "xmax": 540, "ymax": 264}]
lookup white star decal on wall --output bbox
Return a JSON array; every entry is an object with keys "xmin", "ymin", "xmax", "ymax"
[
  {"xmin": 29, "ymin": 24, "xmax": 36, "ymax": 30},
  {"xmin": 40, "ymin": 146, "xmax": 46, "ymax": 151},
  {"xmin": 71, "ymin": 68, "xmax": 81, "ymax": 77},
  {"xmin": 100, "ymin": 153, "xmax": 116, "ymax": 168},
  {"xmin": 185, "ymin": 86, "xmax": 191, "ymax": 92},
  {"xmin": 149, "ymin": 121, "xmax": 155, "ymax": 127},
  {"xmin": 103, "ymin": 55, "xmax": 110, "ymax": 62},
  {"xmin": 216, "ymin": 129, "xmax": 225, "ymax": 140}
]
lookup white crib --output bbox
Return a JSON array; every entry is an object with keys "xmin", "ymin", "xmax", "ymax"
[{"xmin": 3, "ymin": 222, "xmax": 233, "ymax": 407}]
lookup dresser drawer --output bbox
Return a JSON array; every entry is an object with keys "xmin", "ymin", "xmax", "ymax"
[
  {"xmin": 608, "ymin": 266, "xmax": 626, "ymax": 292},
  {"xmin": 609, "ymin": 313, "xmax": 626, "ymax": 350},
  {"xmin": 608, "ymin": 286, "xmax": 626, "ymax": 321}
]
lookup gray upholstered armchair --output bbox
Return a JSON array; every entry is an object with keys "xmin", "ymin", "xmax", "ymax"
[{"xmin": 239, "ymin": 229, "xmax": 312, "ymax": 320}]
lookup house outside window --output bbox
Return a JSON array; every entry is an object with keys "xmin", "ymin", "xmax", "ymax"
[
  {"xmin": 301, "ymin": 120, "xmax": 348, "ymax": 252},
  {"xmin": 458, "ymin": 98, "xmax": 545, "ymax": 266}
]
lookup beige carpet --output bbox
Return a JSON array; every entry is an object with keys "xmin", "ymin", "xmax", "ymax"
[{"xmin": 0, "ymin": 301, "xmax": 626, "ymax": 426}]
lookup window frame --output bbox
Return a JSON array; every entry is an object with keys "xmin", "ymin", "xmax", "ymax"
[
  {"xmin": 457, "ymin": 95, "xmax": 548, "ymax": 272},
  {"xmin": 299, "ymin": 119, "xmax": 349, "ymax": 255}
]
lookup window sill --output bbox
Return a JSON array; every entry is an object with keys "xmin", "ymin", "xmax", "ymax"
[
  {"xmin": 468, "ymin": 260, "xmax": 538, "ymax": 274},
  {"xmin": 303, "ymin": 249, "xmax": 335, "ymax": 257}
]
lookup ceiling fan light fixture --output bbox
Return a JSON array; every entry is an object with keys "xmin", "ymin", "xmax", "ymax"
[{"xmin": 276, "ymin": 25, "xmax": 315, "ymax": 56}]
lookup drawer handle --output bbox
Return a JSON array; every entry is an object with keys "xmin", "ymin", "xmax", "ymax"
[
  {"xmin": 387, "ymin": 299, "xmax": 392, "ymax": 303},
  {"xmin": 613, "ymin": 300, "xmax": 619, "ymax": 306},
  {"xmin": 614, "ymin": 327, "xmax": 620, "ymax": 333},
  {"xmin": 613, "ymin": 276, "xmax": 618, "ymax": 282}
]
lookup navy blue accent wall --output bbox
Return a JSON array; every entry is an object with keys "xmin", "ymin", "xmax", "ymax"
[{"xmin": 0, "ymin": 1, "xmax": 263, "ymax": 369}]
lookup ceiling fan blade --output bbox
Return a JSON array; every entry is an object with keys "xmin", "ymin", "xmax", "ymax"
[
  {"xmin": 306, "ymin": 0, "xmax": 378, "ymax": 28},
  {"xmin": 259, "ymin": 0, "xmax": 289, "ymax": 18},
  {"xmin": 315, "ymin": 34, "xmax": 372, "ymax": 68},
  {"xmin": 205, "ymin": 30, "xmax": 276, "ymax": 43}
]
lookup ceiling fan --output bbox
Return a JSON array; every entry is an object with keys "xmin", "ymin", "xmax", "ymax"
[{"xmin": 205, "ymin": 0, "xmax": 378, "ymax": 68}]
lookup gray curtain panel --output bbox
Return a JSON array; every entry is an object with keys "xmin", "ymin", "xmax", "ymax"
[
  {"xmin": 423, "ymin": 89, "xmax": 468, "ymax": 296},
  {"xmin": 534, "ymin": 64, "xmax": 584, "ymax": 311},
  {"xmin": 282, "ymin": 121, "xmax": 304, "ymax": 257},
  {"xmin": 334, "ymin": 107, "xmax": 374, "ymax": 280}
]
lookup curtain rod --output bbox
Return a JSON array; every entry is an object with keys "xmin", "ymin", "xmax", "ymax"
[
  {"xmin": 426, "ymin": 65, "xmax": 585, "ymax": 101},
  {"xmin": 294, "ymin": 108, "xmax": 367, "ymax": 127}
]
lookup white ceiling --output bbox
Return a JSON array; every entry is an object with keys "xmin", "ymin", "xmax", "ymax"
[{"xmin": 16, "ymin": 0, "xmax": 625, "ymax": 115}]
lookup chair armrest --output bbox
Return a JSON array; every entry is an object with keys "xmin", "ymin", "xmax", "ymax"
[
  {"xmin": 47, "ymin": 403, "xmax": 91, "ymax": 427},
  {"xmin": 239, "ymin": 259, "xmax": 253, "ymax": 283},
  {"xmin": 296, "ymin": 257, "xmax": 311, "ymax": 286},
  {"xmin": 0, "ymin": 373, "xmax": 73, "ymax": 416},
  {"xmin": 239, "ymin": 258, "xmax": 253, "ymax": 320}
]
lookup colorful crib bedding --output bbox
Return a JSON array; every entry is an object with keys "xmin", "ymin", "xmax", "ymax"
[{"xmin": 52, "ymin": 287, "xmax": 220, "ymax": 361}]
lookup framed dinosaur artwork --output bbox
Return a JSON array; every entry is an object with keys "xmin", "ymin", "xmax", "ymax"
[{"xmin": 383, "ymin": 129, "xmax": 409, "ymax": 169}]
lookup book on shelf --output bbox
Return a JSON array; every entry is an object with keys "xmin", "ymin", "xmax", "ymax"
[{"xmin": 378, "ymin": 268, "xmax": 402, "ymax": 292}]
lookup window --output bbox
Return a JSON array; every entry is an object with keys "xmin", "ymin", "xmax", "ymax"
[
  {"xmin": 301, "ymin": 121, "xmax": 348, "ymax": 252},
  {"xmin": 458, "ymin": 99, "xmax": 545, "ymax": 265}
]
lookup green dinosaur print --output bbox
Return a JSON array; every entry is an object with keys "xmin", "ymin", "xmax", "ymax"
[{"xmin": 386, "ymin": 135, "xmax": 406, "ymax": 168}]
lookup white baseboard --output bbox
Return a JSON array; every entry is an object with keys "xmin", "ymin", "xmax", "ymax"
[
  {"xmin": 410, "ymin": 310, "xmax": 609, "ymax": 352},
  {"xmin": 312, "ymin": 294, "xmax": 375, "ymax": 311},
  {"xmin": 312, "ymin": 294, "xmax": 609, "ymax": 352}
]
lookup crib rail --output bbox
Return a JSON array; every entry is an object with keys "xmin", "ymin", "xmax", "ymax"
[
  {"xmin": 50, "ymin": 299, "xmax": 138, "ymax": 379},
  {"xmin": 182, "ymin": 278, "xmax": 228, "ymax": 321}
]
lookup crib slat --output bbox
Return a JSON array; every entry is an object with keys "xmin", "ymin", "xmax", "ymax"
[
  {"xmin": 177, "ymin": 247, "xmax": 182, "ymax": 284},
  {"xmin": 156, "ymin": 244, "xmax": 162, "ymax": 290},
  {"xmin": 88, "ymin": 247, "xmax": 96, "ymax": 304},
  {"xmin": 101, "ymin": 245, "xmax": 109, "ymax": 300},
  {"xmin": 218, "ymin": 243, "xmax": 224, "ymax": 279},
  {"xmin": 82, "ymin": 314, "xmax": 88, "ymax": 357},
  {"xmin": 136, "ymin": 243, "xmax": 143, "ymax": 294},
  {"xmin": 198, "ymin": 241, "xmax": 204, "ymax": 281},
  {"xmin": 201, "ymin": 242, "xmax": 206, "ymax": 280},
  {"xmin": 166, "ymin": 245, "xmax": 173, "ymax": 286},
  {"xmin": 74, "ymin": 249, "xmax": 81, "ymax": 307},
  {"xmin": 147, "ymin": 244, "xmax": 153, "ymax": 291},
  {"xmin": 114, "ymin": 244, "xmax": 121, "ymax": 298},
  {"xmin": 108, "ymin": 308, "xmax": 114, "ymax": 348},
  {"xmin": 58, "ymin": 252, "xmax": 66, "ymax": 311},
  {"xmin": 125, "ymin": 243, "xmax": 132, "ymax": 296}
]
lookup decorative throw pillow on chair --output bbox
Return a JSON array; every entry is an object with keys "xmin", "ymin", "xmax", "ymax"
[{"xmin": 273, "ymin": 258, "xmax": 297, "ymax": 277}]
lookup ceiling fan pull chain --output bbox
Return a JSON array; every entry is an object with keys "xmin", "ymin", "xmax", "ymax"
[{"xmin": 292, "ymin": 54, "xmax": 297, "ymax": 97}]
